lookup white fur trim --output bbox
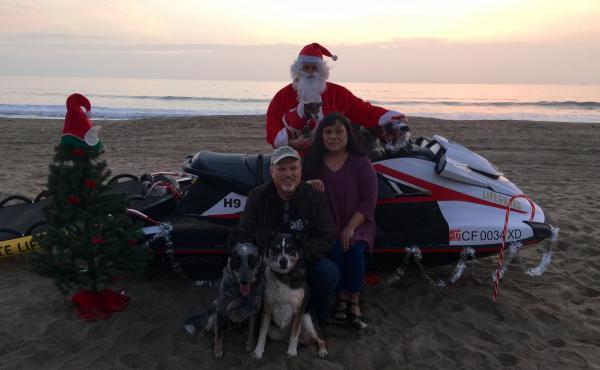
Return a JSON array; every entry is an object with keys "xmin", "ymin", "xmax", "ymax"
[
  {"xmin": 378, "ymin": 111, "xmax": 406, "ymax": 126},
  {"xmin": 84, "ymin": 125, "xmax": 101, "ymax": 146},
  {"xmin": 274, "ymin": 127, "xmax": 289, "ymax": 148},
  {"xmin": 297, "ymin": 55, "xmax": 323, "ymax": 64},
  {"xmin": 296, "ymin": 102, "xmax": 305, "ymax": 118}
]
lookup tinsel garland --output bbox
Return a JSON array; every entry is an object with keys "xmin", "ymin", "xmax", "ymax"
[
  {"xmin": 385, "ymin": 226, "xmax": 558, "ymax": 292},
  {"xmin": 492, "ymin": 225, "xmax": 558, "ymax": 282},
  {"xmin": 385, "ymin": 245, "xmax": 476, "ymax": 288}
]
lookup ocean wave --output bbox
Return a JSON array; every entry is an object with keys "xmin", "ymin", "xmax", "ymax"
[
  {"xmin": 369, "ymin": 100, "xmax": 600, "ymax": 109},
  {"xmin": 0, "ymin": 99, "xmax": 598, "ymax": 122},
  {"xmin": 98, "ymin": 94, "xmax": 600, "ymax": 108},
  {"xmin": 93, "ymin": 94, "xmax": 270, "ymax": 104},
  {"xmin": 0, "ymin": 104, "xmax": 265, "ymax": 119}
]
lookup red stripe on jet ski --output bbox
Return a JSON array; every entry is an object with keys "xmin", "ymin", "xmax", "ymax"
[
  {"xmin": 371, "ymin": 238, "xmax": 537, "ymax": 254},
  {"xmin": 154, "ymin": 238, "xmax": 537, "ymax": 255},
  {"xmin": 372, "ymin": 246, "xmax": 501, "ymax": 253},
  {"xmin": 152, "ymin": 239, "xmax": 537, "ymax": 256},
  {"xmin": 153, "ymin": 248, "xmax": 228, "ymax": 254},
  {"xmin": 210, "ymin": 214, "xmax": 242, "ymax": 219},
  {"xmin": 374, "ymin": 164, "xmax": 527, "ymax": 214}
]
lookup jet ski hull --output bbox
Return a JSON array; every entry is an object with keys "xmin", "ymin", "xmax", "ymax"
[{"xmin": 1, "ymin": 135, "xmax": 557, "ymax": 270}]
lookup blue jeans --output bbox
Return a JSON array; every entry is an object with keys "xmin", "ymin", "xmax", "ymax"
[
  {"xmin": 308, "ymin": 257, "xmax": 340, "ymax": 323},
  {"xmin": 329, "ymin": 240, "xmax": 366, "ymax": 293}
]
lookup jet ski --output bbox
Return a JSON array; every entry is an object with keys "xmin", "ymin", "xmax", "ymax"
[{"xmin": 0, "ymin": 134, "xmax": 558, "ymax": 286}]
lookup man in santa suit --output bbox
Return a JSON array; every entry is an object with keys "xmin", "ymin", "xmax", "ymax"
[{"xmin": 266, "ymin": 42, "xmax": 409, "ymax": 152}]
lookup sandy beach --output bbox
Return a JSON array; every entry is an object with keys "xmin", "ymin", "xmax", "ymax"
[{"xmin": 0, "ymin": 115, "xmax": 599, "ymax": 369}]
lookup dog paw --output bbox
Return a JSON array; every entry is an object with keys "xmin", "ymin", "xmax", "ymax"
[
  {"xmin": 213, "ymin": 349, "xmax": 224, "ymax": 360},
  {"xmin": 252, "ymin": 349, "xmax": 264, "ymax": 360},
  {"xmin": 317, "ymin": 348, "xmax": 328, "ymax": 358},
  {"xmin": 183, "ymin": 324, "xmax": 196, "ymax": 336},
  {"xmin": 286, "ymin": 349, "xmax": 298, "ymax": 358},
  {"xmin": 246, "ymin": 341, "xmax": 255, "ymax": 353}
]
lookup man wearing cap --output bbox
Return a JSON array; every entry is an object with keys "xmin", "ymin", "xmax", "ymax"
[
  {"xmin": 266, "ymin": 42, "xmax": 409, "ymax": 153},
  {"xmin": 235, "ymin": 146, "xmax": 339, "ymax": 323}
]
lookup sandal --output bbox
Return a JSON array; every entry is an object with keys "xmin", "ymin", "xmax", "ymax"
[
  {"xmin": 347, "ymin": 302, "xmax": 368, "ymax": 330},
  {"xmin": 332, "ymin": 299, "xmax": 348, "ymax": 321}
]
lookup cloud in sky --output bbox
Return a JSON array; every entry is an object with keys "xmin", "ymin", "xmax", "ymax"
[
  {"xmin": 0, "ymin": 1, "xmax": 598, "ymax": 83},
  {"xmin": 1, "ymin": 0, "xmax": 599, "ymax": 44},
  {"xmin": 0, "ymin": 39, "xmax": 598, "ymax": 84}
]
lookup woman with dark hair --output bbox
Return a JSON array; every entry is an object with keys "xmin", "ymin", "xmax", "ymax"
[{"xmin": 303, "ymin": 112, "xmax": 378, "ymax": 329}]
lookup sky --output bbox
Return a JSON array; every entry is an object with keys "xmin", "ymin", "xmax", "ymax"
[{"xmin": 0, "ymin": 0, "xmax": 599, "ymax": 83}]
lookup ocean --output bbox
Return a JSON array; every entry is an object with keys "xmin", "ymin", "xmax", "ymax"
[{"xmin": 0, "ymin": 76, "xmax": 599, "ymax": 123}]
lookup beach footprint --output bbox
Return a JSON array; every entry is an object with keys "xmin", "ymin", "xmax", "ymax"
[
  {"xmin": 495, "ymin": 352, "xmax": 519, "ymax": 367},
  {"xmin": 547, "ymin": 338, "xmax": 566, "ymax": 348},
  {"xmin": 120, "ymin": 352, "xmax": 145, "ymax": 368},
  {"xmin": 539, "ymin": 350, "xmax": 589, "ymax": 369}
]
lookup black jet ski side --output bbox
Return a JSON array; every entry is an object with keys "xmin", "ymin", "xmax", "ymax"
[{"xmin": 1, "ymin": 135, "xmax": 558, "ymax": 277}]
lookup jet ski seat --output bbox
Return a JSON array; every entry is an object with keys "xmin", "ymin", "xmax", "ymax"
[
  {"xmin": 378, "ymin": 142, "xmax": 436, "ymax": 162},
  {"xmin": 404, "ymin": 143, "xmax": 436, "ymax": 161},
  {"xmin": 0, "ymin": 196, "xmax": 48, "ymax": 241},
  {"xmin": 184, "ymin": 151, "xmax": 272, "ymax": 193}
]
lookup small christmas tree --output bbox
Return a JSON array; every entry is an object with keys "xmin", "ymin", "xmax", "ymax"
[{"xmin": 32, "ymin": 93, "xmax": 151, "ymax": 320}]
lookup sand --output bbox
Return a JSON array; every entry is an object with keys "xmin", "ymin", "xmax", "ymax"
[{"xmin": 0, "ymin": 116, "xmax": 599, "ymax": 369}]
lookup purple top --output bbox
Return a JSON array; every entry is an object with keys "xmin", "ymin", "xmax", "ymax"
[{"xmin": 320, "ymin": 155, "xmax": 378, "ymax": 247}]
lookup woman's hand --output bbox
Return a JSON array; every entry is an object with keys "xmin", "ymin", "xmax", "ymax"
[
  {"xmin": 341, "ymin": 225, "xmax": 355, "ymax": 252},
  {"xmin": 306, "ymin": 179, "xmax": 325, "ymax": 192}
]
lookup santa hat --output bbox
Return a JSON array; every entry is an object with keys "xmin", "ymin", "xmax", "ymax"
[
  {"xmin": 297, "ymin": 43, "xmax": 338, "ymax": 63},
  {"xmin": 61, "ymin": 93, "xmax": 102, "ymax": 148}
]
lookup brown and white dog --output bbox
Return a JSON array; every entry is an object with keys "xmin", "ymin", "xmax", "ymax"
[
  {"xmin": 184, "ymin": 242, "xmax": 263, "ymax": 359},
  {"xmin": 253, "ymin": 233, "xmax": 327, "ymax": 359}
]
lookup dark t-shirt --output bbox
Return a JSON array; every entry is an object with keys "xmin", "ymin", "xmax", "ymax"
[{"xmin": 275, "ymin": 199, "xmax": 306, "ymax": 235}]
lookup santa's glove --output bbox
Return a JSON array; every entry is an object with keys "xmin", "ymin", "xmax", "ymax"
[{"xmin": 378, "ymin": 110, "xmax": 409, "ymax": 126}]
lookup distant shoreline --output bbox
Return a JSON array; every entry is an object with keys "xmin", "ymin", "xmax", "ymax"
[{"xmin": 2, "ymin": 76, "xmax": 598, "ymax": 123}]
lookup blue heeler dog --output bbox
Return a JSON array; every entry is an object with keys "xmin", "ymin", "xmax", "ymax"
[{"xmin": 184, "ymin": 242, "xmax": 264, "ymax": 359}]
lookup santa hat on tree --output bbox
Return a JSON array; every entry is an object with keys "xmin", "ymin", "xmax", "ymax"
[
  {"xmin": 61, "ymin": 93, "xmax": 102, "ymax": 149},
  {"xmin": 297, "ymin": 43, "xmax": 338, "ymax": 64}
]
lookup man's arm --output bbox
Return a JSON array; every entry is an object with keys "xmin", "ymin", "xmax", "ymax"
[
  {"xmin": 331, "ymin": 84, "xmax": 407, "ymax": 128},
  {"xmin": 266, "ymin": 85, "xmax": 303, "ymax": 148},
  {"xmin": 266, "ymin": 95, "xmax": 287, "ymax": 147}
]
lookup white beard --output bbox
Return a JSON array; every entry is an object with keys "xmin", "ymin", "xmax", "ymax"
[{"xmin": 293, "ymin": 75, "xmax": 326, "ymax": 103}]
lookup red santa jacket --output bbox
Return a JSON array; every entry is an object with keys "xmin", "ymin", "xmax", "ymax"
[{"xmin": 266, "ymin": 82, "xmax": 389, "ymax": 147}]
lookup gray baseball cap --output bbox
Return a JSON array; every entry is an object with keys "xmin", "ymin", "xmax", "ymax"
[{"xmin": 270, "ymin": 146, "xmax": 301, "ymax": 165}]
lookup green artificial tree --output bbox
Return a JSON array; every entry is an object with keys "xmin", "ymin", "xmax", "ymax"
[{"xmin": 32, "ymin": 93, "xmax": 151, "ymax": 320}]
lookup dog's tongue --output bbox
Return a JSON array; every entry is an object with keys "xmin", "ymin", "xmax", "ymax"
[{"xmin": 240, "ymin": 284, "xmax": 251, "ymax": 296}]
